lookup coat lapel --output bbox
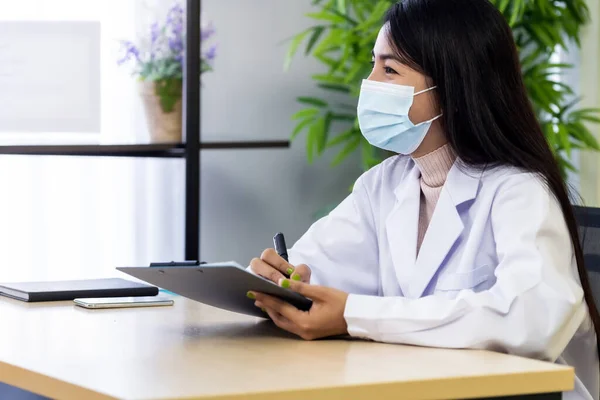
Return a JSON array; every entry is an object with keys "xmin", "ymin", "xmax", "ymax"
[
  {"xmin": 385, "ymin": 164, "xmax": 421, "ymax": 296},
  {"xmin": 405, "ymin": 163, "xmax": 482, "ymax": 299}
]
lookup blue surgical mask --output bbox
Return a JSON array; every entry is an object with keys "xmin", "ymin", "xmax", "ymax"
[{"xmin": 357, "ymin": 79, "xmax": 442, "ymax": 155}]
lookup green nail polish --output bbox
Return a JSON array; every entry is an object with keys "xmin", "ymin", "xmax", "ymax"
[
  {"xmin": 246, "ymin": 291, "xmax": 255, "ymax": 300},
  {"xmin": 281, "ymin": 279, "xmax": 291, "ymax": 289},
  {"xmin": 292, "ymin": 273, "xmax": 301, "ymax": 281},
  {"xmin": 286, "ymin": 267, "xmax": 294, "ymax": 275}
]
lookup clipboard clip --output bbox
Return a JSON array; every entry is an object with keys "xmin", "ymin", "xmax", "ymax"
[{"xmin": 149, "ymin": 261, "xmax": 207, "ymax": 267}]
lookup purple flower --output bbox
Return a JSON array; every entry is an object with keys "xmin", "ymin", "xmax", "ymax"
[
  {"xmin": 166, "ymin": 4, "xmax": 184, "ymax": 29},
  {"xmin": 167, "ymin": 3, "xmax": 184, "ymax": 20},
  {"xmin": 201, "ymin": 22, "xmax": 215, "ymax": 41},
  {"xmin": 171, "ymin": 21, "xmax": 184, "ymax": 36},
  {"xmin": 150, "ymin": 22, "xmax": 160, "ymax": 44},
  {"xmin": 117, "ymin": 2, "xmax": 216, "ymax": 76},
  {"xmin": 117, "ymin": 40, "xmax": 140, "ymax": 65},
  {"xmin": 169, "ymin": 37, "xmax": 184, "ymax": 53},
  {"xmin": 204, "ymin": 44, "xmax": 217, "ymax": 62}
]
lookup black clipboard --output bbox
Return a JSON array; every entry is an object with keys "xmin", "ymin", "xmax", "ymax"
[{"xmin": 117, "ymin": 262, "xmax": 312, "ymax": 318}]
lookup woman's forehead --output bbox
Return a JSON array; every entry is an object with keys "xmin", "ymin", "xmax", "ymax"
[{"xmin": 373, "ymin": 25, "xmax": 393, "ymax": 56}]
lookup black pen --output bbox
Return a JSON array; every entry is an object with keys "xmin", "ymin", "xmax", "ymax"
[{"xmin": 273, "ymin": 232, "xmax": 289, "ymax": 262}]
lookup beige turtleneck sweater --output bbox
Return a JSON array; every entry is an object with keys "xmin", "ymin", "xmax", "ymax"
[{"xmin": 412, "ymin": 144, "xmax": 457, "ymax": 253}]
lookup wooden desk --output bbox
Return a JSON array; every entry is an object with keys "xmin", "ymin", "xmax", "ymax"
[{"xmin": 0, "ymin": 296, "xmax": 573, "ymax": 400}]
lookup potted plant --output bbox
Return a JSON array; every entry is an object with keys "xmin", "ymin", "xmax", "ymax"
[{"xmin": 118, "ymin": 2, "xmax": 217, "ymax": 143}]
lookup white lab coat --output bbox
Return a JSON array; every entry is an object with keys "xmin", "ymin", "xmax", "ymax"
[{"xmin": 288, "ymin": 155, "xmax": 599, "ymax": 400}]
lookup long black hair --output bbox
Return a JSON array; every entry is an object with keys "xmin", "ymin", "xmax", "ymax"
[{"xmin": 385, "ymin": 0, "xmax": 600, "ymax": 362}]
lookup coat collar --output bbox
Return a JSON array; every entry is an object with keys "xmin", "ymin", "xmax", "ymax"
[
  {"xmin": 393, "ymin": 159, "xmax": 481, "ymax": 207},
  {"xmin": 387, "ymin": 159, "xmax": 483, "ymax": 298}
]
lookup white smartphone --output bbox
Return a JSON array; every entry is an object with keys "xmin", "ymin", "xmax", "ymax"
[{"xmin": 73, "ymin": 296, "xmax": 174, "ymax": 309}]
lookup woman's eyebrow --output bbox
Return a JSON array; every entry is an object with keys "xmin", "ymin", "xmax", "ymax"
[{"xmin": 372, "ymin": 50, "xmax": 402, "ymax": 62}]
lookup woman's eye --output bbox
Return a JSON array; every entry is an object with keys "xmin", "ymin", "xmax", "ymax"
[{"xmin": 384, "ymin": 66, "xmax": 397, "ymax": 75}]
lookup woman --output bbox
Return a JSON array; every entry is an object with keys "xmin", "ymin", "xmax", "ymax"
[{"xmin": 249, "ymin": 0, "xmax": 600, "ymax": 398}]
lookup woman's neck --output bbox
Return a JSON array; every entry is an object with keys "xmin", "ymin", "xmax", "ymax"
[{"xmin": 412, "ymin": 144, "xmax": 457, "ymax": 187}]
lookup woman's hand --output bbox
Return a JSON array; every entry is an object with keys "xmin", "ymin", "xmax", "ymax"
[
  {"xmin": 250, "ymin": 248, "xmax": 312, "ymax": 284},
  {"xmin": 250, "ymin": 279, "xmax": 349, "ymax": 340}
]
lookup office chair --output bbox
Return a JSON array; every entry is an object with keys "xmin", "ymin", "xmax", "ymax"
[{"xmin": 574, "ymin": 206, "xmax": 600, "ymax": 311}]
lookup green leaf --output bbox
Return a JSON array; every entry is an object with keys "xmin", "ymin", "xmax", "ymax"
[
  {"xmin": 317, "ymin": 83, "xmax": 351, "ymax": 93},
  {"xmin": 552, "ymin": 82, "xmax": 574, "ymax": 95},
  {"xmin": 570, "ymin": 108, "xmax": 600, "ymax": 124},
  {"xmin": 571, "ymin": 123, "xmax": 600, "ymax": 150},
  {"xmin": 284, "ymin": 30, "xmax": 310, "ymax": 71},
  {"xmin": 312, "ymin": 73, "xmax": 345, "ymax": 84},
  {"xmin": 353, "ymin": 1, "xmax": 369, "ymax": 22},
  {"xmin": 528, "ymin": 25, "xmax": 555, "ymax": 48},
  {"xmin": 529, "ymin": 85, "xmax": 554, "ymax": 114},
  {"xmin": 520, "ymin": 48, "xmax": 544, "ymax": 70},
  {"xmin": 320, "ymin": 113, "xmax": 333, "ymax": 153},
  {"xmin": 327, "ymin": 128, "xmax": 357, "ymax": 148},
  {"xmin": 557, "ymin": 124, "xmax": 571, "ymax": 156},
  {"xmin": 291, "ymin": 118, "xmax": 315, "ymax": 141},
  {"xmin": 326, "ymin": 7, "xmax": 359, "ymax": 25},
  {"xmin": 331, "ymin": 44, "xmax": 351, "ymax": 74},
  {"xmin": 542, "ymin": 123, "xmax": 558, "ymax": 151},
  {"xmin": 556, "ymin": 97, "xmax": 582, "ymax": 119},
  {"xmin": 560, "ymin": 156, "xmax": 577, "ymax": 172},
  {"xmin": 297, "ymin": 96, "xmax": 329, "ymax": 108},
  {"xmin": 498, "ymin": 0, "xmax": 510, "ymax": 13},
  {"xmin": 330, "ymin": 113, "xmax": 356, "ymax": 121},
  {"xmin": 310, "ymin": 116, "xmax": 328, "ymax": 154},
  {"xmin": 565, "ymin": 0, "xmax": 589, "ymax": 25},
  {"xmin": 344, "ymin": 63, "xmax": 370, "ymax": 84},
  {"xmin": 573, "ymin": 107, "xmax": 600, "ymax": 115},
  {"xmin": 313, "ymin": 28, "xmax": 345, "ymax": 56},
  {"xmin": 306, "ymin": 11, "xmax": 348, "ymax": 25},
  {"xmin": 508, "ymin": 0, "xmax": 525, "ymax": 27},
  {"xmin": 336, "ymin": 0, "xmax": 346, "ymax": 14},
  {"xmin": 315, "ymin": 54, "xmax": 338, "ymax": 68},
  {"xmin": 355, "ymin": 0, "xmax": 391, "ymax": 31},
  {"xmin": 292, "ymin": 108, "xmax": 319, "ymax": 120},
  {"xmin": 331, "ymin": 135, "xmax": 361, "ymax": 166},
  {"xmin": 305, "ymin": 26, "xmax": 326, "ymax": 55},
  {"xmin": 576, "ymin": 114, "xmax": 600, "ymax": 124}
]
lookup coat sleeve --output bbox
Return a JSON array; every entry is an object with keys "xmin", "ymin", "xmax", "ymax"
[
  {"xmin": 287, "ymin": 175, "xmax": 380, "ymax": 295},
  {"xmin": 344, "ymin": 175, "xmax": 588, "ymax": 361}
]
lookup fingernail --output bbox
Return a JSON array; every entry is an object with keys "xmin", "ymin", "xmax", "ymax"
[
  {"xmin": 261, "ymin": 308, "xmax": 267, "ymax": 313},
  {"xmin": 286, "ymin": 267, "xmax": 294, "ymax": 275},
  {"xmin": 280, "ymin": 279, "xmax": 291, "ymax": 289},
  {"xmin": 292, "ymin": 273, "xmax": 301, "ymax": 281},
  {"xmin": 246, "ymin": 291, "xmax": 256, "ymax": 300}
]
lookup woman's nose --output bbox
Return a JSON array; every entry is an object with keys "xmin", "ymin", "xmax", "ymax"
[{"xmin": 366, "ymin": 70, "xmax": 384, "ymax": 83}]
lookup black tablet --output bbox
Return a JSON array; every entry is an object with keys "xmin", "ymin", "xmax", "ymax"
[{"xmin": 117, "ymin": 262, "xmax": 312, "ymax": 318}]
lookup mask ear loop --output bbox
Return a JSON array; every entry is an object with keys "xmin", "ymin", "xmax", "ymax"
[
  {"xmin": 414, "ymin": 113, "xmax": 444, "ymax": 127},
  {"xmin": 428, "ymin": 113, "xmax": 443, "ymax": 122},
  {"xmin": 413, "ymin": 86, "xmax": 442, "ymax": 125},
  {"xmin": 414, "ymin": 86, "xmax": 437, "ymax": 96}
]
